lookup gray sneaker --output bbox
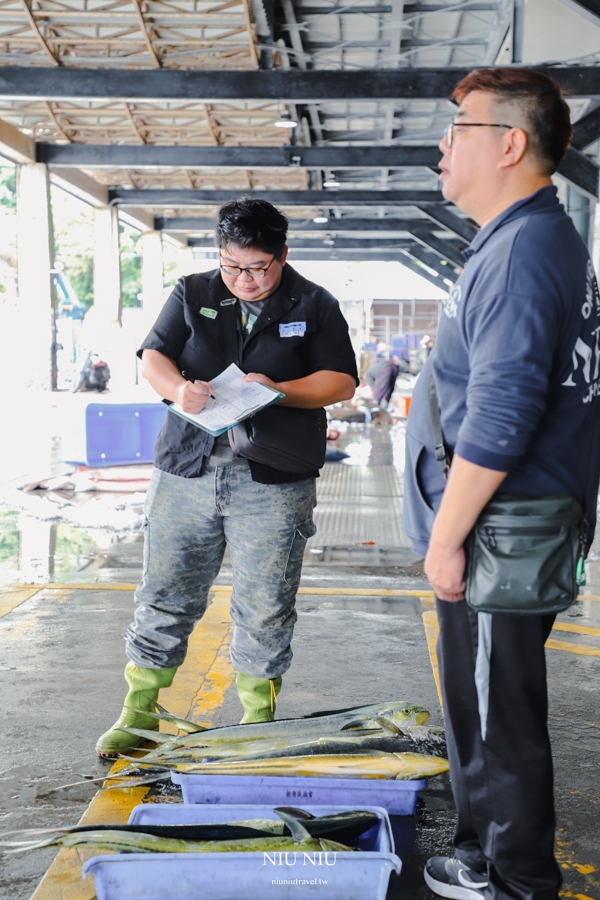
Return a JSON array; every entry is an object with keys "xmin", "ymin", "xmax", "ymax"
[{"xmin": 424, "ymin": 856, "xmax": 488, "ymax": 900}]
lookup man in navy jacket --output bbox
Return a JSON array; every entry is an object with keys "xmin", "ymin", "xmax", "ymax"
[{"xmin": 404, "ymin": 69, "xmax": 600, "ymax": 900}]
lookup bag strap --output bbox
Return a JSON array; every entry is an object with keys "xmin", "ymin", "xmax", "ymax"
[
  {"xmin": 428, "ymin": 367, "xmax": 452, "ymax": 480},
  {"xmin": 220, "ymin": 299, "xmax": 239, "ymax": 366}
]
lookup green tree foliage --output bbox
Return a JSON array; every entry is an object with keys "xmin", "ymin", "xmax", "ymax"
[
  {"xmin": 0, "ymin": 508, "xmax": 19, "ymax": 577},
  {"xmin": 0, "ymin": 166, "xmax": 16, "ymax": 210},
  {"xmin": 120, "ymin": 223, "xmax": 142, "ymax": 308},
  {"xmin": 50, "ymin": 185, "xmax": 95, "ymax": 310},
  {"xmin": 0, "ymin": 164, "xmax": 18, "ymax": 290}
]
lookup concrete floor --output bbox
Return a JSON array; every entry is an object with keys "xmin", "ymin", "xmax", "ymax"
[{"xmin": 0, "ymin": 421, "xmax": 599, "ymax": 899}]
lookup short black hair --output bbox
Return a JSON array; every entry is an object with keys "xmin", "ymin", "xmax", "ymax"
[{"xmin": 215, "ymin": 197, "xmax": 288, "ymax": 259}]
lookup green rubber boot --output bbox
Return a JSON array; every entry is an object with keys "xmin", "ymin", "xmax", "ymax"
[
  {"xmin": 236, "ymin": 673, "xmax": 282, "ymax": 724},
  {"xmin": 95, "ymin": 662, "xmax": 177, "ymax": 758}
]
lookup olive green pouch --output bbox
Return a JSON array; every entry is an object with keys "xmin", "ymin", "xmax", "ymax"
[{"xmin": 465, "ymin": 494, "xmax": 585, "ymax": 615}]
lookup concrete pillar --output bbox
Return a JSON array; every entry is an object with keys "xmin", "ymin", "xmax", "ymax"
[
  {"xmin": 16, "ymin": 163, "xmax": 56, "ymax": 390},
  {"xmin": 18, "ymin": 515, "xmax": 56, "ymax": 584},
  {"xmin": 141, "ymin": 230, "xmax": 164, "ymax": 325},
  {"xmin": 94, "ymin": 205, "xmax": 122, "ymax": 325}
]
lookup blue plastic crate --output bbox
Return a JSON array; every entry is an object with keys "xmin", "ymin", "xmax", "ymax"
[
  {"xmin": 65, "ymin": 403, "xmax": 167, "ymax": 467},
  {"xmin": 83, "ymin": 851, "xmax": 402, "ymax": 900},
  {"xmin": 171, "ymin": 773, "xmax": 427, "ymax": 816},
  {"xmin": 127, "ymin": 803, "xmax": 394, "ymax": 853}
]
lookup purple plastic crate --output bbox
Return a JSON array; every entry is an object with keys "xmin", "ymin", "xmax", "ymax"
[
  {"xmin": 127, "ymin": 803, "xmax": 394, "ymax": 853},
  {"xmin": 171, "ymin": 773, "xmax": 427, "ymax": 816},
  {"xmin": 64, "ymin": 403, "xmax": 167, "ymax": 467},
  {"xmin": 83, "ymin": 851, "xmax": 402, "ymax": 900}
]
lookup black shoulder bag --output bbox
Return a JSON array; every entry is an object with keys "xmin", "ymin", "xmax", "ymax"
[
  {"xmin": 428, "ymin": 368, "xmax": 587, "ymax": 614},
  {"xmin": 221, "ymin": 300, "xmax": 327, "ymax": 474}
]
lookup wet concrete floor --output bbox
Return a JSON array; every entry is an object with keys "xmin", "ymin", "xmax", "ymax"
[
  {"xmin": 1, "ymin": 565, "xmax": 600, "ymax": 900},
  {"xmin": 0, "ymin": 422, "xmax": 599, "ymax": 899}
]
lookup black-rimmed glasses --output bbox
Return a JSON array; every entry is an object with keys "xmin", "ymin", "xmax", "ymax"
[
  {"xmin": 444, "ymin": 122, "xmax": 514, "ymax": 147},
  {"xmin": 220, "ymin": 255, "xmax": 276, "ymax": 278}
]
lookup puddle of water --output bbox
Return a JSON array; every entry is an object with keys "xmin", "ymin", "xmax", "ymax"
[
  {"xmin": 0, "ymin": 423, "xmax": 417, "ymax": 587},
  {"xmin": 0, "ymin": 502, "xmax": 145, "ymax": 587}
]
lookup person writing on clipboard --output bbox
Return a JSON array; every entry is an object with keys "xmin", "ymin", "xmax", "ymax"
[{"xmin": 96, "ymin": 198, "xmax": 358, "ymax": 757}]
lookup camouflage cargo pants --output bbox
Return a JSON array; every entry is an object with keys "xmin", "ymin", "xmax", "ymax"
[{"xmin": 125, "ymin": 462, "xmax": 317, "ymax": 678}]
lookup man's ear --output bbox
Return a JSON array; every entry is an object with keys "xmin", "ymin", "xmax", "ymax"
[
  {"xmin": 500, "ymin": 126, "xmax": 529, "ymax": 169},
  {"xmin": 280, "ymin": 245, "xmax": 289, "ymax": 266}
]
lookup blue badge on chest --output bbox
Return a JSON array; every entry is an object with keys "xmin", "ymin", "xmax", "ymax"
[{"xmin": 279, "ymin": 321, "xmax": 306, "ymax": 338}]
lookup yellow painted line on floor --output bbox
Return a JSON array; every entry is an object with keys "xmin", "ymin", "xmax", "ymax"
[
  {"xmin": 546, "ymin": 638, "xmax": 600, "ymax": 658},
  {"xmin": 9, "ymin": 582, "xmax": 438, "ymax": 599},
  {"xmin": 0, "ymin": 586, "xmax": 42, "ymax": 619},
  {"xmin": 422, "ymin": 610, "xmax": 443, "ymax": 709},
  {"xmin": 12, "ymin": 582, "xmax": 600, "ymax": 603},
  {"xmin": 160, "ymin": 592, "xmax": 234, "ymax": 728},
  {"xmin": 0, "ymin": 590, "xmax": 74, "ymax": 643},
  {"xmin": 553, "ymin": 622, "xmax": 600, "ymax": 638},
  {"xmin": 30, "ymin": 594, "xmax": 233, "ymax": 900},
  {"xmin": 30, "ymin": 784, "xmax": 151, "ymax": 900},
  {"xmin": 557, "ymin": 831, "xmax": 599, "ymax": 899},
  {"xmin": 35, "ymin": 583, "xmax": 138, "ymax": 591}
]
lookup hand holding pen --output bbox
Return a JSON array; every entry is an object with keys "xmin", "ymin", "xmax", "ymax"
[{"xmin": 176, "ymin": 373, "xmax": 216, "ymax": 414}]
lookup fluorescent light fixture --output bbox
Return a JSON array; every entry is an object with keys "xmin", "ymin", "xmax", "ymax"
[
  {"xmin": 313, "ymin": 212, "xmax": 329, "ymax": 223},
  {"xmin": 323, "ymin": 174, "xmax": 339, "ymax": 188},
  {"xmin": 275, "ymin": 110, "xmax": 298, "ymax": 128}
]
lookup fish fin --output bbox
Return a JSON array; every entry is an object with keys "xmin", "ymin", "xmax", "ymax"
[
  {"xmin": 40, "ymin": 764, "xmax": 141, "ymax": 793},
  {"xmin": 154, "ymin": 703, "xmax": 208, "ymax": 732},
  {"xmin": 318, "ymin": 838, "xmax": 355, "ymax": 851},
  {"xmin": 118, "ymin": 727, "xmax": 171, "ymax": 742},
  {"xmin": 273, "ymin": 807, "xmax": 315, "ymax": 820},
  {"xmin": 104, "ymin": 773, "xmax": 170, "ymax": 789},
  {"xmin": 274, "ymin": 810, "xmax": 312, "ymax": 843},
  {"xmin": 140, "ymin": 709, "xmax": 205, "ymax": 734},
  {"xmin": 301, "ymin": 704, "xmax": 374, "ymax": 718},
  {"xmin": 340, "ymin": 720, "xmax": 370, "ymax": 731},
  {"xmin": 372, "ymin": 716, "xmax": 401, "ymax": 736}
]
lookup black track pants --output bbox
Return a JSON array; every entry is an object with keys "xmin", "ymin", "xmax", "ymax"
[{"xmin": 436, "ymin": 598, "xmax": 562, "ymax": 900}]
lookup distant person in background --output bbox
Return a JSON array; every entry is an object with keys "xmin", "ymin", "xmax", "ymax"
[
  {"xmin": 96, "ymin": 198, "xmax": 358, "ymax": 757},
  {"xmin": 367, "ymin": 357, "xmax": 400, "ymax": 406}
]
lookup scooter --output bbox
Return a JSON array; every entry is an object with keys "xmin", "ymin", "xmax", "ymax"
[{"xmin": 71, "ymin": 351, "xmax": 111, "ymax": 393}]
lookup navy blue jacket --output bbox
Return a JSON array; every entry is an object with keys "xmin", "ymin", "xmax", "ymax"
[{"xmin": 404, "ymin": 186, "xmax": 600, "ymax": 556}]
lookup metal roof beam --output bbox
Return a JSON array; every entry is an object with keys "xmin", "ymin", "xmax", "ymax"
[
  {"xmin": 188, "ymin": 236, "xmax": 416, "ymax": 248},
  {"xmin": 415, "ymin": 204, "xmax": 477, "ymax": 243},
  {"xmin": 556, "ymin": 0, "xmax": 600, "ymax": 24},
  {"xmin": 405, "ymin": 243, "xmax": 458, "ymax": 282},
  {"xmin": 557, "ymin": 147, "xmax": 599, "ymax": 200},
  {"xmin": 156, "ymin": 214, "xmax": 456, "ymax": 232},
  {"xmin": 0, "ymin": 115, "xmax": 35, "ymax": 163},
  {"xmin": 298, "ymin": 4, "xmax": 393, "ymax": 12},
  {"xmin": 408, "ymin": 225, "xmax": 465, "ymax": 267},
  {"xmin": 49, "ymin": 167, "xmax": 109, "ymax": 207},
  {"xmin": 110, "ymin": 188, "xmax": 445, "ymax": 206},
  {"xmin": 404, "ymin": 2, "xmax": 497, "ymax": 9},
  {"xmin": 572, "ymin": 105, "xmax": 600, "ymax": 150},
  {"xmin": 394, "ymin": 252, "xmax": 453, "ymax": 290},
  {"xmin": 2, "ymin": 66, "xmax": 600, "ymax": 101},
  {"xmin": 37, "ymin": 143, "xmax": 442, "ymax": 168}
]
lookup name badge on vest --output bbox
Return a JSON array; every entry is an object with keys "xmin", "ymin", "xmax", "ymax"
[
  {"xmin": 279, "ymin": 321, "xmax": 306, "ymax": 338},
  {"xmin": 200, "ymin": 307, "xmax": 218, "ymax": 319}
]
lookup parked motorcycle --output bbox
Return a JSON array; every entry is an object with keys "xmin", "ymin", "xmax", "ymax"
[{"xmin": 71, "ymin": 351, "xmax": 111, "ymax": 393}]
